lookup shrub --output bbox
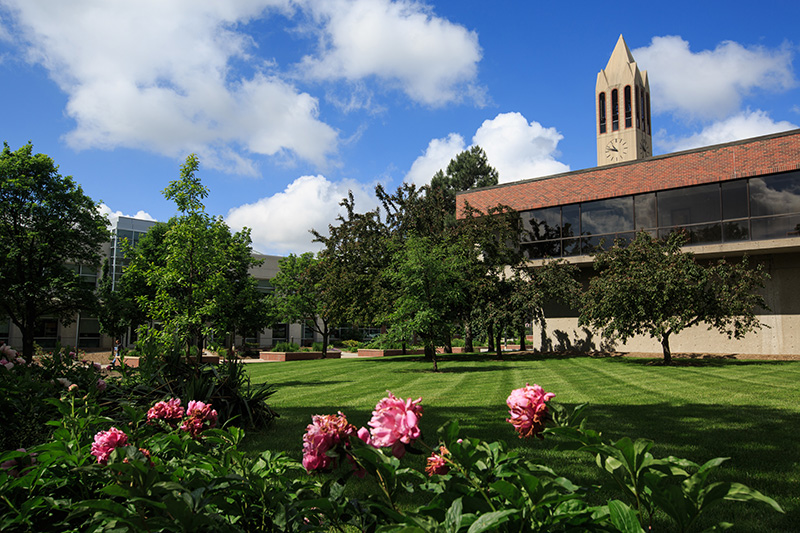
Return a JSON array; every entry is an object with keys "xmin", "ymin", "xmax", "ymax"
[
  {"xmin": 341, "ymin": 339, "xmax": 360, "ymax": 351},
  {"xmin": 273, "ymin": 341, "xmax": 300, "ymax": 352}
]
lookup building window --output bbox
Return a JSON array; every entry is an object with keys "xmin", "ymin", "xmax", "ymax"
[
  {"xmin": 624, "ymin": 86, "xmax": 632, "ymax": 128},
  {"xmin": 598, "ymin": 92, "xmax": 606, "ymax": 134},
  {"xmin": 645, "ymin": 93, "xmax": 651, "ymax": 135},
  {"xmin": 635, "ymin": 89, "xmax": 641, "ymax": 129},
  {"xmin": 639, "ymin": 87, "xmax": 647, "ymax": 133},
  {"xmin": 611, "ymin": 89, "xmax": 619, "ymax": 131},
  {"xmin": 34, "ymin": 318, "xmax": 59, "ymax": 349},
  {"xmin": 0, "ymin": 316, "xmax": 9, "ymax": 345},
  {"xmin": 78, "ymin": 316, "xmax": 101, "ymax": 348},
  {"xmin": 271, "ymin": 323, "xmax": 288, "ymax": 343}
]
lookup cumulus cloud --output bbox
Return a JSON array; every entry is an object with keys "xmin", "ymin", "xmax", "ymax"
[
  {"xmin": 473, "ymin": 113, "xmax": 570, "ymax": 183},
  {"xmin": 405, "ymin": 112, "xmax": 569, "ymax": 186},
  {"xmin": 657, "ymin": 110, "xmax": 798, "ymax": 152},
  {"xmin": 3, "ymin": 0, "xmax": 337, "ymax": 173},
  {"xmin": 634, "ymin": 36, "xmax": 795, "ymax": 120},
  {"xmin": 405, "ymin": 133, "xmax": 466, "ymax": 186},
  {"xmin": 298, "ymin": 0, "xmax": 483, "ymax": 107},
  {"xmin": 226, "ymin": 174, "xmax": 375, "ymax": 255},
  {"xmin": 98, "ymin": 204, "xmax": 156, "ymax": 227}
]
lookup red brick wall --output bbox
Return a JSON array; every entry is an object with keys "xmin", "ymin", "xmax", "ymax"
[{"xmin": 456, "ymin": 129, "xmax": 800, "ymax": 216}]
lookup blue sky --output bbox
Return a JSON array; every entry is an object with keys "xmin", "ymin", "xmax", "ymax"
[{"xmin": 1, "ymin": 0, "xmax": 798, "ymax": 255}]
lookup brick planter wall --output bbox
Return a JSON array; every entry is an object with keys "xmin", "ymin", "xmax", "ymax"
[
  {"xmin": 356, "ymin": 348, "xmax": 426, "ymax": 357},
  {"xmin": 259, "ymin": 351, "xmax": 342, "ymax": 361}
]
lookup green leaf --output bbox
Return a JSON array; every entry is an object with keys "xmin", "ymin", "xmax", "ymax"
[
  {"xmin": 607, "ymin": 500, "xmax": 645, "ymax": 533},
  {"xmin": 466, "ymin": 510, "xmax": 518, "ymax": 533}
]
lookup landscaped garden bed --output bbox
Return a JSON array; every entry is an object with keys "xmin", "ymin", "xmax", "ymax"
[
  {"xmin": 259, "ymin": 350, "xmax": 342, "ymax": 361},
  {"xmin": 356, "ymin": 348, "xmax": 426, "ymax": 357}
]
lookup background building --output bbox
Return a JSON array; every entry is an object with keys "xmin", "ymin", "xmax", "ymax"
[{"xmin": 457, "ymin": 37, "xmax": 800, "ymax": 356}]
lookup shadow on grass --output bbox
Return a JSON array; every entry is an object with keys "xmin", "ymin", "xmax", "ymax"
[{"xmin": 247, "ymin": 400, "xmax": 798, "ymax": 533}]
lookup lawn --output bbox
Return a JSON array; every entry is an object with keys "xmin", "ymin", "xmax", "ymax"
[{"xmin": 243, "ymin": 352, "xmax": 799, "ymax": 532}]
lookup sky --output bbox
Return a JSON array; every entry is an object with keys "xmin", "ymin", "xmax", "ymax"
[{"xmin": 1, "ymin": 0, "xmax": 799, "ymax": 256}]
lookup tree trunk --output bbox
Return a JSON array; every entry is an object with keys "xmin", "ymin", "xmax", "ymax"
[
  {"xmin": 495, "ymin": 331, "xmax": 502, "ymax": 358},
  {"xmin": 519, "ymin": 327, "xmax": 526, "ymax": 351},
  {"xmin": 487, "ymin": 324, "xmax": 495, "ymax": 353},
  {"xmin": 321, "ymin": 328, "xmax": 329, "ymax": 359},
  {"xmin": 464, "ymin": 323, "xmax": 474, "ymax": 353},
  {"xmin": 443, "ymin": 334, "xmax": 452, "ymax": 354},
  {"xmin": 425, "ymin": 343, "xmax": 438, "ymax": 372},
  {"xmin": 661, "ymin": 333, "xmax": 672, "ymax": 365}
]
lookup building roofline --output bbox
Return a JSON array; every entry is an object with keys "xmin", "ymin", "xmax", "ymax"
[{"xmin": 457, "ymin": 128, "xmax": 800, "ymax": 198}]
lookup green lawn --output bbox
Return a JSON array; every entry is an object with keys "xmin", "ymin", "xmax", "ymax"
[{"xmin": 245, "ymin": 352, "xmax": 800, "ymax": 532}]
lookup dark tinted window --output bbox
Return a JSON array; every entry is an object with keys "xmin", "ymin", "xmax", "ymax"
[
  {"xmin": 562, "ymin": 204, "xmax": 580, "ymax": 238},
  {"xmin": 634, "ymin": 193, "xmax": 657, "ymax": 229},
  {"xmin": 523, "ymin": 207, "xmax": 561, "ymax": 241},
  {"xmin": 581, "ymin": 197, "xmax": 634, "ymax": 235},
  {"xmin": 722, "ymin": 180, "xmax": 748, "ymax": 220},
  {"xmin": 749, "ymin": 171, "xmax": 800, "ymax": 217},
  {"xmin": 658, "ymin": 183, "xmax": 720, "ymax": 227}
]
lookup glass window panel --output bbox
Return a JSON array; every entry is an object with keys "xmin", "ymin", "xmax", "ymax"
[
  {"xmin": 561, "ymin": 204, "xmax": 580, "ymax": 238},
  {"xmin": 581, "ymin": 197, "xmax": 634, "ymax": 235},
  {"xmin": 685, "ymin": 223, "xmax": 722, "ymax": 244},
  {"xmin": 749, "ymin": 171, "xmax": 800, "ymax": 217},
  {"xmin": 271, "ymin": 324, "xmax": 288, "ymax": 342},
  {"xmin": 723, "ymin": 220, "xmax": 749, "ymax": 242},
  {"xmin": 658, "ymin": 183, "xmax": 720, "ymax": 227},
  {"xmin": 751, "ymin": 214, "xmax": 800, "ymax": 240},
  {"xmin": 634, "ymin": 193, "xmax": 657, "ymax": 229},
  {"xmin": 521, "ymin": 241, "xmax": 561, "ymax": 260},
  {"xmin": 581, "ymin": 235, "xmax": 614, "ymax": 254},
  {"xmin": 722, "ymin": 180, "xmax": 748, "ymax": 220},
  {"xmin": 562, "ymin": 238, "xmax": 581, "ymax": 256},
  {"xmin": 522, "ymin": 207, "xmax": 561, "ymax": 241}
]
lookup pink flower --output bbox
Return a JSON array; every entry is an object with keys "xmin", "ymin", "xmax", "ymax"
[
  {"xmin": 147, "ymin": 398, "xmax": 185, "ymax": 424},
  {"xmin": 68, "ymin": 384, "xmax": 79, "ymax": 393},
  {"xmin": 506, "ymin": 383, "xmax": 554, "ymax": 439},
  {"xmin": 425, "ymin": 446, "xmax": 450, "ymax": 476},
  {"xmin": 91, "ymin": 427, "xmax": 129, "ymax": 465},
  {"xmin": 180, "ymin": 400, "xmax": 218, "ymax": 438},
  {"xmin": 302, "ymin": 412, "xmax": 356, "ymax": 472},
  {"xmin": 367, "ymin": 391, "xmax": 423, "ymax": 458},
  {"xmin": 97, "ymin": 379, "xmax": 107, "ymax": 392}
]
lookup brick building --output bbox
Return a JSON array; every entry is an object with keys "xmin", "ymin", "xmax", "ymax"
[{"xmin": 456, "ymin": 37, "xmax": 800, "ymax": 356}]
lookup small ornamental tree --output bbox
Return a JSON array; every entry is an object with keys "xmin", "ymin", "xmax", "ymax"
[
  {"xmin": 0, "ymin": 142, "xmax": 110, "ymax": 358},
  {"xmin": 579, "ymin": 230, "xmax": 769, "ymax": 364}
]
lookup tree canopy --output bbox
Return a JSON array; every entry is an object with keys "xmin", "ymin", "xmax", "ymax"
[
  {"xmin": 579, "ymin": 231, "xmax": 769, "ymax": 364},
  {"xmin": 0, "ymin": 142, "xmax": 110, "ymax": 358},
  {"xmin": 123, "ymin": 155, "xmax": 268, "ymax": 359}
]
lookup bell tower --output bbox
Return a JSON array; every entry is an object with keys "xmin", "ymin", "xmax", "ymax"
[{"xmin": 596, "ymin": 35, "xmax": 652, "ymax": 166}]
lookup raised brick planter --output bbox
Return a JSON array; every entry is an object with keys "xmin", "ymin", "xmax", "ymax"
[
  {"xmin": 259, "ymin": 351, "xmax": 342, "ymax": 361},
  {"xmin": 356, "ymin": 348, "xmax": 426, "ymax": 357}
]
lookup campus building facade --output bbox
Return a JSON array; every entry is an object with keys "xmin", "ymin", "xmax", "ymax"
[{"xmin": 456, "ymin": 37, "xmax": 800, "ymax": 356}]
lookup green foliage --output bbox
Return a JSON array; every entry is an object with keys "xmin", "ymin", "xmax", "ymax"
[
  {"xmin": 273, "ymin": 342, "xmax": 300, "ymax": 352},
  {"xmin": 579, "ymin": 231, "xmax": 769, "ymax": 364},
  {"xmin": 0, "ymin": 142, "xmax": 110, "ymax": 358},
  {"xmin": 272, "ymin": 253, "xmax": 337, "ymax": 357},
  {"xmin": 123, "ymin": 155, "xmax": 269, "ymax": 359}
]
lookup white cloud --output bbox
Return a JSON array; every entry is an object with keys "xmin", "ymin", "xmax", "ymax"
[
  {"xmin": 297, "ymin": 0, "xmax": 483, "ymax": 107},
  {"xmin": 4, "ymin": 0, "xmax": 338, "ymax": 173},
  {"xmin": 405, "ymin": 133, "xmax": 466, "ymax": 186},
  {"xmin": 226, "ymin": 174, "xmax": 375, "ymax": 255},
  {"xmin": 634, "ymin": 36, "xmax": 795, "ymax": 120},
  {"xmin": 98, "ymin": 204, "xmax": 156, "ymax": 227},
  {"xmin": 657, "ymin": 110, "xmax": 798, "ymax": 152},
  {"xmin": 473, "ymin": 113, "xmax": 570, "ymax": 183},
  {"xmin": 404, "ymin": 112, "xmax": 570, "ymax": 186}
]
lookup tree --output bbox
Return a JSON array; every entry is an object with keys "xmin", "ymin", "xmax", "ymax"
[
  {"xmin": 124, "ymin": 155, "xmax": 268, "ymax": 360},
  {"xmin": 0, "ymin": 142, "xmax": 110, "ymax": 358},
  {"xmin": 384, "ymin": 235, "xmax": 468, "ymax": 371},
  {"xmin": 430, "ymin": 145, "xmax": 498, "ymax": 220},
  {"xmin": 579, "ymin": 231, "xmax": 769, "ymax": 364},
  {"xmin": 271, "ymin": 253, "xmax": 338, "ymax": 358}
]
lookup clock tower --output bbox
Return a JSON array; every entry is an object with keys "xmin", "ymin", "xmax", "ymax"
[{"xmin": 596, "ymin": 35, "xmax": 652, "ymax": 166}]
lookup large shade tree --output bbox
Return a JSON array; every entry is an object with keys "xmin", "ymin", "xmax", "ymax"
[
  {"xmin": 271, "ymin": 252, "xmax": 338, "ymax": 358},
  {"xmin": 579, "ymin": 231, "xmax": 769, "ymax": 364},
  {"xmin": 0, "ymin": 142, "xmax": 110, "ymax": 358}
]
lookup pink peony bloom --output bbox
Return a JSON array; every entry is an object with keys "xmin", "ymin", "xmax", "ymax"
[
  {"xmin": 68, "ymin": 384, "xmax": 79, "ymax": 393},
  {"xmin": 302, "ymin": 412, "xmax": 356, "ymax": 472},
  {"xmin": 506, "ymin": 383, "xmax": 555, "ymax": 439},
  {"xmin": 147, "ymin": 398, "xmax": 185, "ymax": 424},
  {"xmin": 91, "ymin": 427, "xmax": 129, "ymax": 465},
  {"xmin": 425, "ymin": 446, "xmax": 450, "ymax": 476},
  {"xmin": 368, "ymin": 391, "xmax": 423, "ymax": 458},
  {"xmin": 180, "ymin": 400, "xmax": 218, "ymax": 438}
]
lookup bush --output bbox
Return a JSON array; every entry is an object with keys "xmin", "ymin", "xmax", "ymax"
[
  {"xmin": 340, "ymin": 339, "xmax": 360, "ymax": 351},
  {"xmin": 0, "ymin": 387, "xmax": 783, "ymax": 532},
  {"xmin": 272, "ymin": 341, "xmax": 300, "ymax": 352},
  {"xmin": 450, "ymin": 338, "xmax": 466, "ymax": 347}
]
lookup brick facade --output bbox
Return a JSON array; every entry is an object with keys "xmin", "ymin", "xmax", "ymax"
[{"xmin": 456, "ymin": 129, "xmax": 800, "ymax": 216}]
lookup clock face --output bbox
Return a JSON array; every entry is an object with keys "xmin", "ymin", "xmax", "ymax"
[
  {"xmin": 605, "ymin": 138, "xmax": 628, "ymax": 162},
  {"xmin": 639, "ymin": 138, "xmax": 650, "ymax": 156}
]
